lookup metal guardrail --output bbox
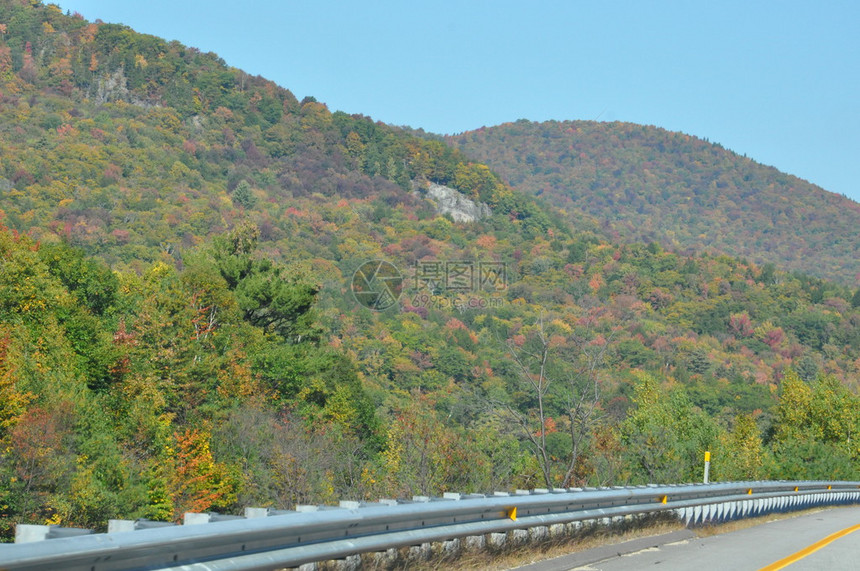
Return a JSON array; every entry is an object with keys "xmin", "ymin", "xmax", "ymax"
[{"xmin": 1, "ymin": 480, "xmax": 858, "ymax": 571}]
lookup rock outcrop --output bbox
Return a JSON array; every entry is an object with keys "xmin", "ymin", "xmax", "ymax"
[{"xmin": 424, "ymin": 183, "xmax": 491, "ymax": 223}]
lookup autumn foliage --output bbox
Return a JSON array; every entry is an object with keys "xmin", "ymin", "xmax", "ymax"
[{"xmin": 0, "ymin": 0, "xmax": 858, "ymax": 541}]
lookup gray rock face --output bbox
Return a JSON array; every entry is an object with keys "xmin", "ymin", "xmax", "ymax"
[
  {"xmin": 94, "ymin": 68, "xmax": 155, "ymax": 108},
  {"xmin": 425, "ymin": 183, "xmax": 491, "ymax": 223},
  {"xmin": 94, "ymin": 69, "xmax": 130, "ymax": 104}
]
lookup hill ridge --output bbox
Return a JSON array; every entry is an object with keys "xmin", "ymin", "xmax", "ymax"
[{"xmin": 446, "ymin": 119, "xmax": 860, "ymax": 284}]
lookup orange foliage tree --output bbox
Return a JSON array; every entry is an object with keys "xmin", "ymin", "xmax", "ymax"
[{"xmin": 162, "ymin": 427, "xmax": 239, "ymax": 521}]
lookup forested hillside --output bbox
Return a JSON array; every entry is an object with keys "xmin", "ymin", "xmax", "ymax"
[
  {"xmin": 447, "ymin": 120, "xmax": 860, "ymax": 284},
  {"xmin": 0, "ymin": 2, "xmax": 551, "ymax": 268},
  {"xmin": 0, "ymin": 1, "xmax": 857, "ymax": 540}
]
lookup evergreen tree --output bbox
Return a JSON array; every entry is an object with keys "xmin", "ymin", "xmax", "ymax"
[{"xmin": 231, "ymin": 180, "xmax": 256, "ymax": 209}]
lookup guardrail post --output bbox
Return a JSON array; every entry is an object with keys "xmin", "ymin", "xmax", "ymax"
[
  {"xmin": 464, "ymin": 533, "xmax": 486, "ymax": 550},
  {"xmin": 487, "ymin": 532, "xmax": 507, "ymax": 550},
  {"xmin": 14, "ymin": 524, "xmax": 93, "ymax": 543},
  {"xmin": 184, "ymin": 512, "xmax": 211, "ymax": 525},
  {"xmin": 108, "ymin": 519, "xmax": 176, "ymax": 532},
  {"xmin": 14, "ymin": 525, "xmax": 50, "ymax": 543},
  {"xmin": 108, "ymin": 520, "xmax": 136, "ymax": 533},
  {"xmin": 244, "ymin": 507, "xmax": 270, "ymax": 518}
]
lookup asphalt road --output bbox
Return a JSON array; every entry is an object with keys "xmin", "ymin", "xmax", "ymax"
[{"xmin": 513, "ymin": 506, "xmax": 860, "ymax": 571}]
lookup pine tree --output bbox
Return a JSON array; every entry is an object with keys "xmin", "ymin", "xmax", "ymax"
[{"xmin": 232, "ymin": 180, "xmax": 256, "ymax": 209}]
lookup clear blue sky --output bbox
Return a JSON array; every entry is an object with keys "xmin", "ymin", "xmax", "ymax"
[{"xmin": 55, "ymin": 1, "xmax": 860, "ymax": 203}]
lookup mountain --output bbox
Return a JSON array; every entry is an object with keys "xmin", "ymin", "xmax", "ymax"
[
  {"xmin": 446, "ymin": 120, "xmax": 860, "ymax": 284},
  {"xmin": 0, "ymin": 3, "xmax": 553, "ymax": 269},
  {"xmin": 0, "ymin": 1, "xmax": 858, "ymax": 539}
]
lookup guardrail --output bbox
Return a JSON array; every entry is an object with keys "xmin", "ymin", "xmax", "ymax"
[{"xmin": 1, "ymin": 480, "xmax": 858, "ymax": 571}]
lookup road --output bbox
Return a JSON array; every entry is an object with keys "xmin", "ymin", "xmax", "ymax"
[{"xmin": 513, "ymin": 506, "xmax": 860, "ymax": 571}]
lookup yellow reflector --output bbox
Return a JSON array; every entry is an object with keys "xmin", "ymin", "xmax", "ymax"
[
  {"xmin": 507, "ymin": 507, "xmax": 517, "ymax": 521},
  {"xmin": 747, "ymin": 489, "xmax": 753, "ymax": 495},
  {"xmin": 659, "ymin": 495, "xmax": 668, "ymax": 504}
]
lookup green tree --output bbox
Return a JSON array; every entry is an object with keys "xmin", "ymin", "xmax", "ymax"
[
  {"xmin": 213, "ymin": 223, "xmax": 320, "ymax": 343},
  {"xmin": 231, "ymin": 180, "xmax": 256, "ymax": 209},
  {"xmin": 235, "ymin": 265, "xmax": 319, "ymax": 342},
  {"xmin": 621, "ymin": 371, "xmax": 721, "ymax": 484},
  {"xmin": 769, "ymin": 370, "xmax": 859, "ymax": 479}
]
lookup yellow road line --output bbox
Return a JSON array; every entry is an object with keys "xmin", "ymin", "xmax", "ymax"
[{"xmin": 759, "ymin": 523, "xmax": 860, "ymax": 570}]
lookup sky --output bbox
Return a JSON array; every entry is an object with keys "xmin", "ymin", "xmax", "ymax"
[{"xmin": 54, "ymin": 1, "xmax": 860, "ymax": 203}]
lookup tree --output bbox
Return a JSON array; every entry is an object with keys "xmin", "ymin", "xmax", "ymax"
[
  {"xmin": 213, "ymin": 223, "xmax": 320, "ymax": 343},
  {"xmin": 381, "ymin": 393, "xmax": 490, "ymax": 496},
  {"xmin": 235, "ymin": 265, "xmax": 319, "ymax": 342},
  {"xmin": 231, "ymin": 180, "xmax": 256, "ymax": 209},
  {"xmin": 0, "ymin": 326, "xmax": 33, "ymax": 439},
  {"xmin": 160, "ymin": 427, "xmax": 239, "ymax": 521},
  {"xmin": 498, "ymin": 313, "xmax": 613, "ymax": 488},
  {"xmin": 4, "ymin": 405, "xmax": 77, "ymax": 528},
  {"xmin": 38, "ymin": 242, "xmax": 118, "ymax": 316},
  {"xmin": 769, "ymin": 370, "xmax": 859, "ymax": 479},
  {"xmin": 621, "ymin": 371, "xmax": 720, "ymax": 484},
  {"xmin": 211, "ymin": 222, "xmax": 259, "ymax": 288},
  {"xmin": 716, "ymin": 414, "xmax": 767, "ymax": 481}
]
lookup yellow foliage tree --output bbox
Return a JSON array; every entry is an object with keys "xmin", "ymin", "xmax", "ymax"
[
  {"xmin": 0, "ymin": 327, "xmax": 34, "ymax": 436},
  {"xmin": 716, "ymin": 414, "xmax": 767, "ymax": 480}
]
